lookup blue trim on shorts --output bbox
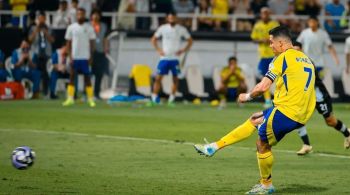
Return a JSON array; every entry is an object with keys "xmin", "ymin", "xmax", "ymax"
[
  {"xmin": 73, "ymin": 60, "xmax": 90, "ymax": 75},
  {"xmin": 157, "ymin": 59, "xmax": 180, "ymax": 76},
  {"xmin": 258, "ymin": 107, "xmax": 303, "ymax": 144}
]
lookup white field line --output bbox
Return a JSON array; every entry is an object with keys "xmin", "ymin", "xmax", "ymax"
[{"xmin": 1, "ymin": 128, "xmax": 350, "ymax": 159}]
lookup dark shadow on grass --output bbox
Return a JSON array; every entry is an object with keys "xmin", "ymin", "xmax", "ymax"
[{"xmin": 278, "ymin": 184, "xmax": 328, "ymax": 194}]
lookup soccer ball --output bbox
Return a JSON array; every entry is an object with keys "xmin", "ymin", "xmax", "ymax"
[{"xmin": 11, "ymin": 146, "xmax": 35, "ymax": 170}]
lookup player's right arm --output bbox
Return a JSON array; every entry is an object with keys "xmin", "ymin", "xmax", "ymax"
[
  {"xmin": 238, "ymin": 55, "xmax": 282, "ymax": 103},
  {"xmin": 238, "ymin": 77, "xmax": 273, "ymax": 103},
  {"xmin": 151, "ymin": 26, "xmax": 164, "ymax": 56}
]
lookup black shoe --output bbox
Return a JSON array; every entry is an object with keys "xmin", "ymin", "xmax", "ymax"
[{"xmin": 50, "ymin": 94, "xmax": 59, "ymax": 100}]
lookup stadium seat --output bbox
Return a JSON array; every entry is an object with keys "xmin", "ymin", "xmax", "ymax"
[
  {"xmin": 342, "ymin": 70, "xmax": 350, "ymax": 96},
  {"xmin": 238, "ymin": 63, "xmax": 256, "ymax": 92},
  {"xmin": 185, "ymin": 65, "xmax": 208, "ymax": 98},
  {"xmin": 4, "ymin": 57, "xmax": 13, "ymax": 81},
  {"xmin": 129, "ymin": 64, "xmax": 152, "ymax": 96},
  {"xmin": 161, "ymin": 74, "xmax": 183, "ymax": 97},
  {"xmin": 323, "ymin": 67, "xmax": 338, "ymax": 98}
]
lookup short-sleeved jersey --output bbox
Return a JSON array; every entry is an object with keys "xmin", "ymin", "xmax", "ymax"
[
  {"xmin": 154, "ymin": 24, "xmax": 191, "ymax": 60},
  {"xmin": 296, "ymin": 28, "xmax": 332, "ymax": 67},
  {"xmin": 265, "ymin": 49, "xmax": 316, "ymax": 124},
  {"xmin": 251, "ymin": 20, "xmax": 279, "ymax": 58},
  {"xmin": 65, "ymin": 22, "xmax": 96, "ymax": 59},
  {"xmin": 11, "ymin": 48, "xmax": 38, "ymax": 68},
  {"xmin": 221, "ymin": 67, "xmax": 244, "ymax": 88}
]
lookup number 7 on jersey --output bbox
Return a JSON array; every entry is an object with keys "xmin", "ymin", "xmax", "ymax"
[{"xmin": 304, "ymin": 67, "xmax": 313, "ymax": 91}]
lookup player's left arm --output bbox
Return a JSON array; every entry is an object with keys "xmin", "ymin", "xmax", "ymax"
[
  {"xmin": 177, "ymin": 37, "xmax": 193, "ymax": 56},
  {"xmin": 177, "ymin": 28, "xmax": 193, "ymax": 55},
  {"xmin": 325, "ymin": 32, "xmax": 340, "ymax": 65},
  {"xmin": 238, "ymin": 77, "xmax": 272, "ymax": 103},
  {"xmin": 328, "ymin": 45, "xmax": 340, "ymax": 66}
]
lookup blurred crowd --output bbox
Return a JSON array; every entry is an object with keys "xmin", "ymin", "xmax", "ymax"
[{"xmin": 0, "ymin": 0, "xmax": 350, "ymax": 33}]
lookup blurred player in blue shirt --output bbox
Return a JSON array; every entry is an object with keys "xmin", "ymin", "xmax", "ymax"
[
  {"xmin": 11, "ymin": 39, "xmax": 41, "ymax": 98},
  {"xmin": 49, "ymin": 44, "xmax": 71, "ymax": 99},
  {"xmin": 0, "ymin": 50, "xmax": 9, "ymax": 82}
]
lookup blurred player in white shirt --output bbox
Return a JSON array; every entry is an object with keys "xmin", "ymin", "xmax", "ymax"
[
  {"xmin": 344, "ymin": 35, "xmax": 350, "ymax": 74},
  {"xmin": 62, "ymin": 8, "xmax": 96, "ymax": 107},
  {"xmin": 297, "ymin": 16, "xmax": 340, "ymax": 76},
  {"xmin": 149, "ymin": 13, "xmax": 193, "ymax": 106}
]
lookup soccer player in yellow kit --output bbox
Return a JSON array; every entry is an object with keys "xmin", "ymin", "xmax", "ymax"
[
  {"xmin": 251, "ymin": 7, "xmax": 279, "ymax": 108},
  {"xmin": 194, "ymin": 26, "xmax": 316, "ymax": 194}
]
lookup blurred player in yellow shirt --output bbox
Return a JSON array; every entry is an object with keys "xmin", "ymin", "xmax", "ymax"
[
  {"xmin": 251, "ymin": 7, "xmax": 279, "ymax": 108},
  {"xmin": 10, "ymin": 0, "xmax": 29, "ymax": 27},
  {"xmin": 217, "ymin": 56, "xmax": 247, "ymax": 108},
  {"xmin": 195, "ymin": 26, "xmax": 316, "ymax": 194}
]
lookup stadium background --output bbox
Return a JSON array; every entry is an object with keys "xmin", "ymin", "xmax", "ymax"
[
  {"xmin": 0, "ymin": 0, "xmax": 350, "ymax": 101},
  {"xmin": 1, "ymin": 0, "xmax": 350, "ymax": 194}
]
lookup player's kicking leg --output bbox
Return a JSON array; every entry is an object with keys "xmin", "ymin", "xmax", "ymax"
[{"xmin": 194, "ymin": 111, "xmax": 263, "ymax": 156}]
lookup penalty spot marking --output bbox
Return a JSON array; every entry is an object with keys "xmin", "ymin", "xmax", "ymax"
[{"xmin": 0, "ymin": 128, "xmax": 349, "ymax": 159}]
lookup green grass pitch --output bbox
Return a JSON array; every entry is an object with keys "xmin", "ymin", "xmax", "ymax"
[{"xmin": 0, "ymin": 101, "xmax": 350, "ymax": 194}]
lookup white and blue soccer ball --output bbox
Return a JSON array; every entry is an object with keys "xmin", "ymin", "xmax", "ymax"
[{"xmin": 11, "ymin": 146, "xmax": 35, "ymax": 170}]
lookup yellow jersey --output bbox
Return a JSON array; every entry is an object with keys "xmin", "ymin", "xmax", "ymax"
[
  {"xmin": 251, "ymin": 20, "xmax": 279, "ymax": 58},
  {"xmin": 266, "ymin": 49, "xmax": 316, "ymax": 124},
  {"xmin": 221, "ymin": 67, "xmax": 244, "ymax": 88},
  {"xmin": 212, "ymin": 0, "xmax": 229, "ymax": 21}
]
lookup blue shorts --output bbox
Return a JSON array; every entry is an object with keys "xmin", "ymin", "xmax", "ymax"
[
  {"xmin": 73, "ymin": 60, "xmax": 90, "ymax": 75},
  {"xmin": 258, "ymin": 58, "xmax": 274, "ymax": 76},
  {"xmin": 157, "ymin": 59, "xmax": 180, "ymax": 76},
  {"xmin": 258, "ymin": 107, "xmax": 303, "ymax": 146},
  {"xmin": 227, "ymin": 88, "xmax": 238, "ymax": 101}
]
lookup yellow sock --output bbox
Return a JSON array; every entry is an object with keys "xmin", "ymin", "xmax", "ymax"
[
  {"xmin": 67, "ymin": 84, "xmax": 75, "ymax": 99},
  {"xmin": 216, "ymin": 119, "xmax": 256, "ymax": 149},
  {"xmin": 257, "ymin": 151, "xmax": 274, "ymax": 186},
  {"xmin": 263, "ymin": 91, "xmax": 271, "ymax": 102},
  {"xmin": 86, "ymin": 86, "xmax": 94, "ymax": 101}
]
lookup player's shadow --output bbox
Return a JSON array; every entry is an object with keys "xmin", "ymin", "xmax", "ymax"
[{"xmin": 279, "ymin": 184, "xmax": 328, "ymax": 194}]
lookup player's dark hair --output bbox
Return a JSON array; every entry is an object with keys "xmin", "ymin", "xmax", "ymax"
[
  {"xmin": 36, "ymin": 10, "xmax": 46, "ymax": 17},
  {"xmin": 22, "ymin": 37, "xmax": 30, "ymax": 44},
  {"xmin": 78, "ymin": 7, "xmax": 86, "ymax": 13},
  {"xmin": 228, "ymin": 56, "xmax": 237, "ymax": 62},
  {"xmin": 167, "ymin": 11, "xmax": 177, "ymax": 17},
  {"xmin": 269, "ymin": 25, "xmax": 292, "ymax": 41},
  {"xmin": 91, "ymin": 8, "xmax": 101, "ymax": 17},
  {"xmin": 292, "ymin": 41, "xmax": 303, "ymax": 49},
  {"xmin": 72, "ymin": 0, "xmax": 78, "ymax": 3},
  {"xmin": 308, "ymin": 15, "xmax": 319, "ymax": 22}
]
